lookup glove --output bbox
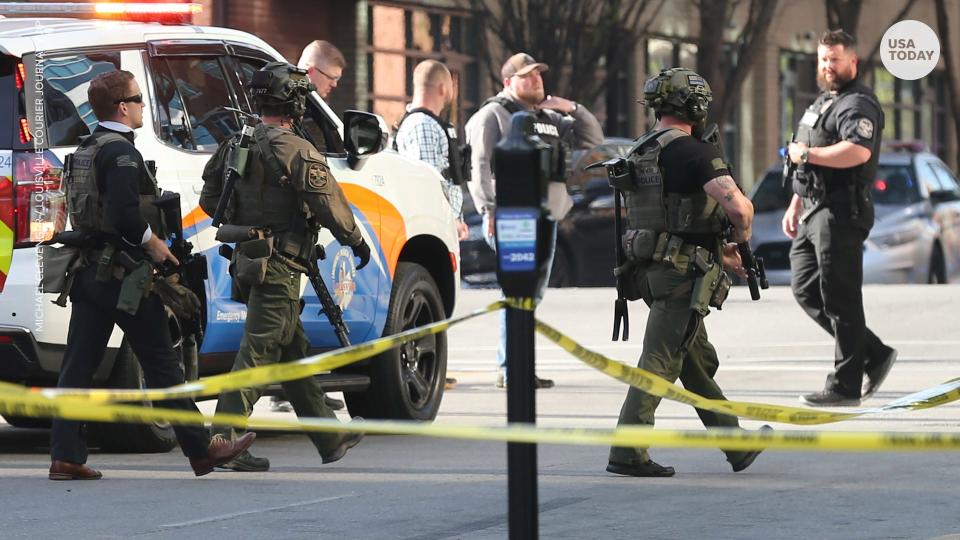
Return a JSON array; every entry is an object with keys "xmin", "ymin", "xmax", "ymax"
[
  {"xmin": 153, "ymin": 274, "xmax": 202, "ymax": 321},
  {"xmin": 351, "ymin": 239, "xmax": 371, "ymax": 270}
]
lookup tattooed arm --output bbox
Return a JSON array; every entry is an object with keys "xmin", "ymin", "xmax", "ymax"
[{"xmin": 703, "ymin": 175, "xmax": 754, "ymax": 242}]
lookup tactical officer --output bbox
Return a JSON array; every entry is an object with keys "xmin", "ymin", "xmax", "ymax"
[
  {"xmin": 49, "ymin": 70, "xmax": 254, "ymax": 480},
  {"xmin": 201, "ymin": 62, "xmax": 369, "ymax": 472},
  {"xmin": 606, "ymin": 68, "xmax": 768, "ymax": 477},
  {"xmin": 783, "ymin": 30, "xmax": 897, "ymax": 407},
  {"xmin": 465, "ymin": 52, "xmax": 603, "ymax": 389}
]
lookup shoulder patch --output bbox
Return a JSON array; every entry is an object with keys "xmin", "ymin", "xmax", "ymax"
[
  {"xmin": 856, "ymin": 118, "xmax": 874, "ymax": 139},
  {"xmin": 115, "ymin": 155, "xmax": 138, "ymax": 169},
  {"xmin": 711, "ymin": 158, "xmax": 726, "ymax": 171},
  {"xmin": 308, "ymin": 163, "xmax": 328, "ymax": 190}
]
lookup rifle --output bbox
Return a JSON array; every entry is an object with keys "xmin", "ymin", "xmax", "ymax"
[
  {"xmin": 154, "ymin": 189, "xmax": 208, "ymax": 336},
  {"xmin": 305, "ymin": 244, "xmax": 350, "ymax": 348},
  {"xmin": 211, "ymin": 111, "xmax": 259, "ymax": 227},
  {"xmin": 783, "ymin": 132, "xmax": 797, "ymax": 189},
  {"xmin": 700, "ymin": 123, "xmax": 768, "ymax": 300},
  {"xmin": 585, "ymin": 157, "xmax": 631, "ymax": 341}
]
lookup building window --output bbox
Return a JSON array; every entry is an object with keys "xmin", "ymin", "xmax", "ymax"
[
  {"xmin": 779, "ymin": 50, "xmax": 818, "ymax": 145},
  {"xmin": 366, "ymin": 2, "xmax": 478, "ymax": 132},
  {"xmin": 875, "ymin": 67, "xmax": 947, "ymax": 157}
]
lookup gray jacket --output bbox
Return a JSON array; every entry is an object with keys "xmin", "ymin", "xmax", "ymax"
[{"xmin": 465, "ymin": 90, "xmax": 603, "ymax": 215}]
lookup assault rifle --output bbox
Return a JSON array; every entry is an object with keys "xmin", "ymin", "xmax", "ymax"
[
  {"xmin": 305, "ymin": 244, "xmax": 351, "ymax": 348},
  {"xmin": 154, "ymin": 189, "xmax": 207, "ymax": 336}
]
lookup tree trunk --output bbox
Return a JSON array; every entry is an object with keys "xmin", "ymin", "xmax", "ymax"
[{"xmin": 935, "ymin": 0, "xmax": 960, "ymax": 170}]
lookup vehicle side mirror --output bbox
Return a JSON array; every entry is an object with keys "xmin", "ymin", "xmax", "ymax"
[
  {"xmin": 343, "ymin": 110, "xmax": 387, "ymax": 168},
  {"xmin": 929, "ymin": 189, "xmax": 959, "ymax": 204}
]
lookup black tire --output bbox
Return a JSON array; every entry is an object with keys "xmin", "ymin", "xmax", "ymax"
[
  {"xmin": 928, "ymin": 246, "xmax": 947, "ymax": 284},
  {"xmin": 1, "ymin": 415, "xmax": 51, "ymax": 429},
  {"xmin": 88, "ymin": 340, "xmax": 178, "ymax": 453},
  {"xmin": 548, "ymin": 242, "xmax": 574, "ymax": 288},
  {"xmin": 345, "ymin": 262, "xmax": 447, "ymax": 420}
]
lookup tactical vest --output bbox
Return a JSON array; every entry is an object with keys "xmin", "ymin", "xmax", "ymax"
[
  {"xmin": 618, "ymin": 128, "xmax": 724, "ymax": 236},
  {"xmin": 393, "ymin": 107, "xmax": 471, "ymax": 185},
  {"xmin": 482, "ymin": 96, "xmax": 566, "ymax": 173},
  {"xmin": 793, "ymin": 82, "xmax": 882, "ymax": 220},
  {"xmin": 226, "ymin": 123, "xmax": 316, "ymax": 260},
  {"xmin": 64, "ymin": 131, "xmax": 164, "ymax": 239}
]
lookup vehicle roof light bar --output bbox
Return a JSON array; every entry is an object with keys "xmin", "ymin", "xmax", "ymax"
[{"xmin": 0, "ymin": 3, "xmax": 202, "ymax": 16}]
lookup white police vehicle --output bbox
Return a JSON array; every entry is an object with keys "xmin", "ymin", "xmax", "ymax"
[{"xmin": 0, "ymin": 5, "xmax": 459, "ymax": 451}]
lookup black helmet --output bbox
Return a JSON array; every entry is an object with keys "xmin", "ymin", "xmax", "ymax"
[
  {"xmin": 249, "ymin": 62, "xmax": 315, "ymax": 118},
  {"xmin": 641, "ymin": 67, "xmax": 712, "ymax": 124}
]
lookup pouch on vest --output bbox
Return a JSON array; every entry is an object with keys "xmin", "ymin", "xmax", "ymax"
[
  {"xmin": 710, "ymin": 272, "xmax": 732, "ymax": 309},
  {"xmin": 622, "ymin": 229, "xmax": 658, "ymax": 263},
  {"xmin": 612, "ymin": 262, "xmax": 643, "ymax": 302},
  {"xmin": 38, "ymin": 245, "xmax": 84, "ymax": 307},
  {"xmin": 231, "ymin": 236, "xmax": 274, "ymax": 287}
]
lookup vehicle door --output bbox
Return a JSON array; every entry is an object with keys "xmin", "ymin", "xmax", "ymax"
[
  {"xmin": 225, "ymin": 47, "xmax": 383, "ymax": 347},
  {"xmin": 927, "ymin": 159, "xmax": 960, "ymax": 281},
  {"xmin": 143, "ymin": 40, "xmax": 244, "ymax": 353}
]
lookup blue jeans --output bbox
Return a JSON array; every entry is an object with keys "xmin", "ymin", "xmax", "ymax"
[{"xmin": 482, "ymin": 213, "xmax": 556, "ymax": 372}]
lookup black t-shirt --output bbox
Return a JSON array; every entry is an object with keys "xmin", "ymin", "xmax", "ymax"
[{"xmin": 658, "ymin": 135, "xmax": 730, "ymax": 193}]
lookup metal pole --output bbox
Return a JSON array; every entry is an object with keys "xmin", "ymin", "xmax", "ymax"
[{"xmin": 506, "ymin": 303, "xmax": 538, "ymax": 539}]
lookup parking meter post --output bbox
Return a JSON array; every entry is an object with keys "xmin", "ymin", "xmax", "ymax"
[{"xmin": 494, "ymin": 111, "xmax": 556, "ymax": 540}]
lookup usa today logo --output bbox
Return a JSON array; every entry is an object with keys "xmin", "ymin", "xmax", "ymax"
[{"xmin": 880, "ymin": 20, "xmax": 940, "ymax": 80}]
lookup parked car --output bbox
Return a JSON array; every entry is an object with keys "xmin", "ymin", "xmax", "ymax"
[
  {"xmin": 749, "ymin": 149, "xmax": 960, "ymax": 284},
  {"xmin": 461, "ymin": 137, "xmax": 634, "ymax": 287},
  {"xmin": 0, "ymin": 13, "xmax": 459, "ymax": 450}
]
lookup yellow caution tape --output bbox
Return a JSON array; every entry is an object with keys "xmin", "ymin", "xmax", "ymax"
[
  {"xmin": 3, "ymin": 385, "xmax": 960, "ymax": 452},
  {"xmin": 534, "ymin": 318, "xmax": 960, "ymax": 425},
  {"xmin": 6, "ymin": 302, "xmax": 505, "ymax": 403}
]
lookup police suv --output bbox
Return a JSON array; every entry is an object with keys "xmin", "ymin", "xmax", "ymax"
[{"xmin": 0, "ymin": 10, "xmax": 459, "ymax": 451}]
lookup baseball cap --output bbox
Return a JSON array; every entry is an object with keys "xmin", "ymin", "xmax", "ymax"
[{"xmin": 501, "ymin": 53, "xmax": 549, "ymax": 79}]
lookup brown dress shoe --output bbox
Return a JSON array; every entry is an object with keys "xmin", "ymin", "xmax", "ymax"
[
  {"xmin": 189, "ymin": 432, "xmax": 257, "ymax": 477},
  {"xmin": 49, "ymin": 460, "xmax": 103, "ymax": 481}
]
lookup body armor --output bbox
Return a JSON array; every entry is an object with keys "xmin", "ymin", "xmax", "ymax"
[
  {"xmin": 64, "ymin": 131, "xmax": 164, "ymax": 239},
  {"xmin": 482, "ymin": 95, "xmax": 566, "ymax": 173},
  {"xmin": 394, "ymin": 108, "xmax": 471, "ymax": 185},
  {"xmin": 792, "ymin": 81, "xmax": 881, "ymax": 223},
  {"xmin": 616, "ymin": 128, "xmax": 725, "ymax": 237},
  {"xmin": 226, "ymin": 123, "xmax": 317, "ymax": 261}
]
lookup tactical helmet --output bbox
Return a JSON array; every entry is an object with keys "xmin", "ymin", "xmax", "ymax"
[
  {"xmin": 249, "ymin": 62, "xmax": 316, "ymax": 118},
  {"xmin": 641, "ymin": 67, "xmax": 712, "ymax": 124}
]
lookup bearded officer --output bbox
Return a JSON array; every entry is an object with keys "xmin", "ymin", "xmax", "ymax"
[
  {"xmin": 606, "ymin": 68, "xmax": 769, "ymax": 477},
  {"xmin": 782, "ymin": 30, "xmax": 897, "ymax": 407},
  {"xmin": 201, "ymin": 62, "xmax": 369, "ymax": 472}
]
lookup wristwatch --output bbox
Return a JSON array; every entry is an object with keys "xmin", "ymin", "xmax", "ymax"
[{"xmin": 800, "ymin": 147, "xmax": 810, "ymax": 165}]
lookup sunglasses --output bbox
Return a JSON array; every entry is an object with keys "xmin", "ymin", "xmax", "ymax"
[
  {"xmin": 313, "ymin": 67, "xmax": 341, "ymax": 82},
  {"xmin": 114, "ymin": 94, "xmax": 143, "ymax": 104}
]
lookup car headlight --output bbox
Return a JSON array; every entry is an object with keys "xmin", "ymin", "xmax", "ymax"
[{"xmin": 867, "ymin": 222, "xmax": 923, "ymax": 249}]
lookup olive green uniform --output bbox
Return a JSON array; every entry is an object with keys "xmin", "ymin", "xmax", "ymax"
[
  {"xmin": 201, "ymin": 123, "xmax": 361, "ymax": 457},
  {"xmin": 607, "ymin": 127, "xmax": 751, "ymax": 467}
]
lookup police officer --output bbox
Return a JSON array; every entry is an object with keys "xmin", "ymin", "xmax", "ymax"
[
  {"xmin": 49, "ymin": 70, "xmax": 255, "ymax": 480},
  {"xmin": 465, "ymin": 52, "xmax": 603, "ymax": 389},
  {"xmin": 782, "ymin": 30, "xmax": 897, "ymax": 407},
  {"xmin": 606, "ymin": 68, "xmax": 768, "ymax": 477},
  {"xmin": 201, "ymin": 62, "xmax": 368, "ymax": 472}
]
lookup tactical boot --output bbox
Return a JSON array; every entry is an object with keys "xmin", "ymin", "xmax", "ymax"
[
  {"xmin": 799, "ymin": 389, "xmax": 861, "ymax": 407},
  {"xmin": 218, "ymin": 450, "xmax": 270, "ymax": 472},
  {"xmin": 606, "ymin": 460, "xmax": 676, "ymax": 477},
  {"xmin": 730, "ymin": 425, "xmax": 773, "ymax": 472},
  {"xmin": 863, "ymin": 347, "xmax": 897, "ymax": 399}
]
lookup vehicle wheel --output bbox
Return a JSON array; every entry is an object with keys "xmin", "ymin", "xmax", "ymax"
[
  {"xmin": 928, "ymin": 246, "xmax": 947, "ymax": 284},
  {"xmin": 344, "ymin": 262, "xmax": 447, "ymax": 420},
  {"xmin": 88, "ymin": 340, "xmax": 178, "ymax": 453},
  {"xmin": 548, "ymin": 242, "xmax": 574, "ymax": 288},
  {"xmin": 1, "ymin": 415, "xmax": 51, "ymax": 429}
]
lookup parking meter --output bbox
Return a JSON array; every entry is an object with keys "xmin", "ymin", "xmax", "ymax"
[
  {"xmin": 493, "ymin": 110, "xmax": 566, "ymax": 540},
  {"xmin": 494, "ymin": 112, "xmax": 563, "ymax": 298}
]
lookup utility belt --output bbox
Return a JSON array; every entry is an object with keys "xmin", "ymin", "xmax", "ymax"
[
  {"xmin": 215, "ymin": 225, "xmax": 314, "ymax": 301},
  {"xmin": 85, "ymin": 244, "xmax": 155, "ymax": 316},
  {"xmin": 619, "ymin": 229, "xmax": 731, "ymax": 314}
]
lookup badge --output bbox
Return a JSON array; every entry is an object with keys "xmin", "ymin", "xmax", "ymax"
[
  {"xmin": 800, "ymin": 110, "xmax": 819, "ymax": 127},
  {"xmin": 307, "ymin": 164, "xmax": 327, "ymax": 190},
  {"xmin": 856, "ymin": 118, "xmax": 874, "ymax": 139}
]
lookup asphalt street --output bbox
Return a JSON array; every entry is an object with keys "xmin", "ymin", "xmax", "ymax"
[{"xmin": 2, "ymin": 285, "xmax": 960, "ymax": 539}]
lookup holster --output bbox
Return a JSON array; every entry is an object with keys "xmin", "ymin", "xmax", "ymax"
[
  {"xmin": 38, "ymin": 245, "xmax": 84, "ymax": 308},
  {"xmin": 116, "ymin": 253, "xmax": 154, "ymax": 316},
  {"xmin": 230, "ymin": 235, "xmax": 274, "ymax": 288},
  {"xmin": 689, "ymin": 261, "xmax": 732, "ymax": 316}
]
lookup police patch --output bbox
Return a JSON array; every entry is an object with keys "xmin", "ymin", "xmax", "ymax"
[
  {"xmin": 308, "ymin": 164, "xmax": 327, "ymax": 190},
  {"xmin": 856, "ymin": 118, "xmax": 874, "ymax": 139}
]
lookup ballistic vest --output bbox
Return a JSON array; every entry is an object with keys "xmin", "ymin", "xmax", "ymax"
[
  {"xmin": 227, "ymin": 123, "xmax": 315, "ymax": 260},
  {"xmin": 394, "ymin": 108, "xmax": 471, "ymax": 185},
  {"xmin": 620, "ymin": 128, "xmax": 724, "ymax": 236},
  {"xmin": 793, "ymin": 81, "xmax": 882, "ymax": 213},
  {"xmin": 65, "ymin": 130, "xmax": 164, "ymax": 239},
  {"xmin": 482, "ymin": 96, "xmax": 566, "ymax": 173}
]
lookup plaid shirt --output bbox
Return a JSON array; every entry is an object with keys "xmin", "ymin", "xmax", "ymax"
[{"xmin": 395, "ymin": 110, "xmax": 464, "ymax": 218}]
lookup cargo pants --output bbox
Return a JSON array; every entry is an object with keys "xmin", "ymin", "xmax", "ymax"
[{"xmin": 608, "ymin": 261, "xmax": 752, "ymax": 466}]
